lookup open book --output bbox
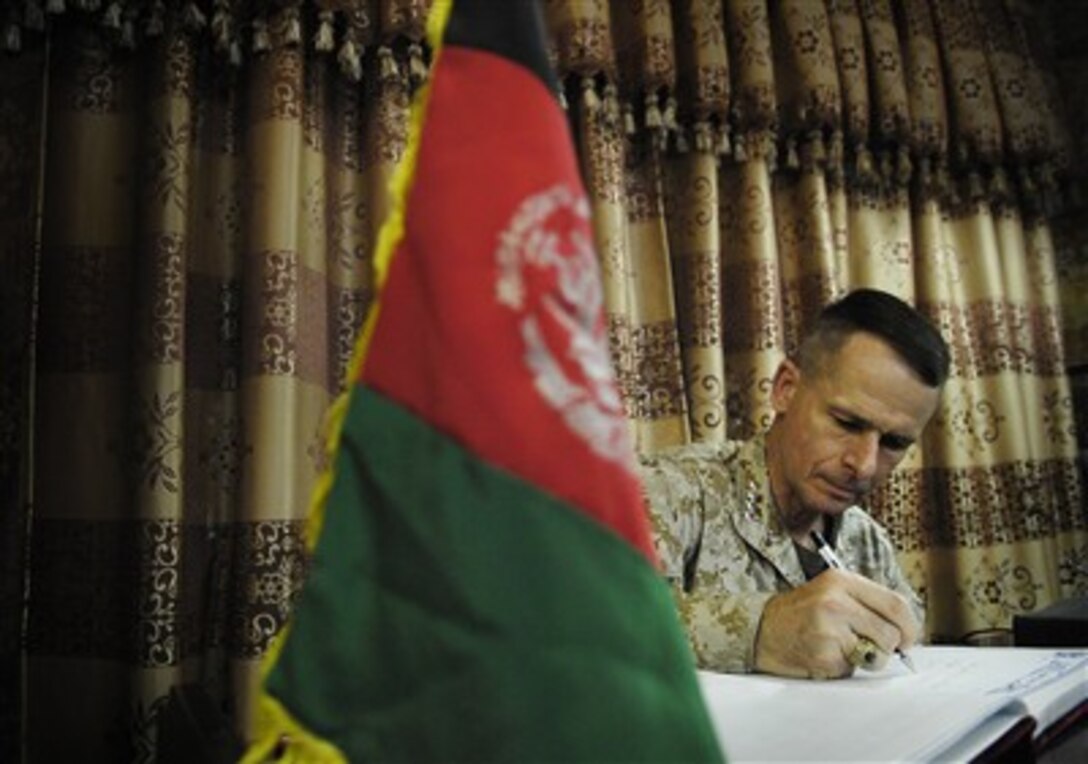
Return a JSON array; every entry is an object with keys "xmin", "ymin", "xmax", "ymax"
[{"xmin": 697, "ymin": 645, "xmax": 1088, "ymax": 762}]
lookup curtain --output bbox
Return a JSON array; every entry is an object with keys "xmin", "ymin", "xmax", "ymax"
[
  {"xmin": 1, "ymin": 2, "xmax": 427, "ymax": 760},
  {"xmin": 1, "ymin": 0, "xmax": 1085, "ymax": 761},
  {"xmin": 549, "ymin": 0, "xmax": 1086, "ymax": 647}
]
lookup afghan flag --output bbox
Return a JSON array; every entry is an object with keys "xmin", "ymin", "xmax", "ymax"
[{"xmin": 243, "ymin": 1, "xmax": 723, "ymax": 761}]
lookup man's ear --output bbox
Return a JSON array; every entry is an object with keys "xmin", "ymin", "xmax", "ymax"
[{"xmin": 770, "ymin": 359, "xmax": 801, "ymax": 414}]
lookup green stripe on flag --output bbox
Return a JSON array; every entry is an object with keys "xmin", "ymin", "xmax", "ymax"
[{"xmin": 266, "ymin": 386, "xmax": 723, "ymax": 762}]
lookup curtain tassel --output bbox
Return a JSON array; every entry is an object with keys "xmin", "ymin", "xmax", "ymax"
[
  {"xmin": 936, "ymin": 161, "xmax": 952, "ymax": 199},
  {"xmin": 252, "ymin": 18, "xmax": 270, "ymax": 52},
  {"xmin": 808, "ymin": 130, "xmax": 826, "ymax": 166},
  {"xmin": 603, "ymin": 82, "xmax": 621, "ymax": 128},
  {"xmin": 145, "ymin": 0, "xmax": 164, "ymax": 35},
  {"xmin": 717, "ymin": 124, "xmax": 731, "ymax": 157},
  {"xmin": 694, "ymin": 121, "xmax": 711, "ymax": 153},
  {"xmin": 378, "ymin": 46, "xmax": 398, "ymax": 81},
  {"xmin": 1018, "ymin": 166, "xmax": 1038, "ymax": 209},
  {"xmin": 675, "ymin": 129, "xmax": 690, "ymax": 153},
  {"xmin": 314, "ymin": 10, "xmax": 335, "ymax": 51},
  {"xmin": 580, "ymin": 75, "xmax": 600, "ymax": 113},
  {"xmin": 284, "ymin": 7, "xmax": 301, "ymax": 44},
  {"xmin": 1039, "ymin": 162, "xmax": 1057, "ymax": 195},
  {"xmin": 652, "ymin": 129, "xmax": 668, "ymax": 153},
  {"xmin": 3, "ymin": 23, "xmax": 20, "ymax": 52},
  {"xmin": 644, "ymin": 92, "xmax": 662, "ymax": 129},
  {"xmin": 764, "ymin": 133, "xmax": 777, "ymax": 172},
  {"xmin": 918, "ymin": 156, "xmax": 933, "ymax": 193},
  {"xmin": 829, "ymin": 129, "xmax": 844, "ymax": 167},
  {"xmin": 623, "ymin": 103, "xmax": 636, "ymax": 136},
  {"xmin": 990, "ymin": 166, "xmax": 1010, "ymax": 197},
  {"xmin": 896, "ymin": 145, "xmax": 912, "ymax": 185},
  {"xmin": 183, "ymin": 2, "xmax": 206, "ymax": 30},
  {"xmin": 120, "ymin": 6, "xmax": 137, "ymax": 48},
  {"xmin": 408, "ymin": 43, "xmax": 428, "ymax": 86},
  {"xmin": 211, "ymin": 1, "xmax": 231, "ymax": 52},
  {"xmin": 1019, "ymin": 166, "xmax": 1036, "ymax": 196},
  {"xmin": 785, "ymin": 137, "xmax": 799, "ymax": 169},
  {"xmin": 338, "ymin": 37, "xmax": 363, "ymax": 81},
  {"xmin": 104, "ymin": 2, "xmax": 123, "ymax": 32},
  {"xmin": 24, "ymin": 0, "xmax": 46, "ymax": 30},
  {"xmin": 879, "ymin": 150, "xmax": 893, "ymax": 182},
  {"xmin": 733, "ymin": 133, "xmax": 747, "ymax": 162},
  {"xmin": 966, "ymin": 170, "xmax": 983, "ymax": 201},
  {"xmin": 663, "ymin": 96, "xmax": 678, "ymax": 132},
  {"xmin": 855, "ymin": 145, "xmax": 873, "ymax": 181}
]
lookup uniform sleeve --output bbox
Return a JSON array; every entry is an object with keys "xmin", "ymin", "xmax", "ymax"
[
  {"xmin": 877, "ymin": 540, "xmax": 926, "ymax": 633},
  {"xmin": 843, "ymin": 511, "xmax": 926, "ymax": 634},
  {"xmin": 638, "ymin": 449, "xmax": 704, "ymax": 589},
  {"xmin": 639, "ymin": 445, "xmax": 771, "ymax": 672},
  {"xmin": 674, "ymin": 588, "xmax": 774, "ymax": 672}
]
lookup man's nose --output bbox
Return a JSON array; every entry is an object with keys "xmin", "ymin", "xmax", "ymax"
[{"xmin": 843, "ymin": 432, "xmax": 880, "ymax": 481}]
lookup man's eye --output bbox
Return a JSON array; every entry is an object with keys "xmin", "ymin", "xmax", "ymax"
[
  {"xmin": 834, "ymin": 416, "xmax": 863, "ymax": 432},
  {"xmin": 881, "ymin": 436, "xmax": 912, "ymax": 452}
]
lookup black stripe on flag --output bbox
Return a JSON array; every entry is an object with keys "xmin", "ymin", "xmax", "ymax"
[{"xmin": 443, "ymin": 0, "xmax": 558, "ymax": 96}]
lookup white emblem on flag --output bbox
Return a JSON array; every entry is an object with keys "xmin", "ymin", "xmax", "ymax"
[{"xmin": 496, "ymin": 185, "xmax": 634, "ymax": 470}]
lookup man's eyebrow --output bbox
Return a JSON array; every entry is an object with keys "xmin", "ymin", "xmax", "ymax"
[
  {"xmin": 830, "ymin": 406, "xmax": 915, "ymax": 447},
  {"xmin": 828, "ymin": 406, "xmax": 870, "ymax": 427}
]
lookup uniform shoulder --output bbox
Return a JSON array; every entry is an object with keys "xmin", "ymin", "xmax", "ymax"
[{"xmin": 637, "ymin": 439, "xmax": 744, "ymax": 471}]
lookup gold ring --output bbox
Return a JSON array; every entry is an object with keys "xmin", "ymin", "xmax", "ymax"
[{"xmin": 848, "ymin": 637, "xmax": 881, "ymax": 669}]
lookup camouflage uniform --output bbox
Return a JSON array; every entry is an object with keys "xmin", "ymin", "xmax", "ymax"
[{"xmin": 639, "ymin": 434, "xmax": 923, "ymax": 673}]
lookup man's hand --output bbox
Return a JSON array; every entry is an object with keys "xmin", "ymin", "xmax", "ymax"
[{"xmin": 752, "ymin": 569, "xmax": 921, "ymax": 679}]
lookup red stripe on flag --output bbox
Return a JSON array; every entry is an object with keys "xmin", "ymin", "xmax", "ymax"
[{"xmin": 361, "ymin": 45, "xmax": 656, "ymax": 562}]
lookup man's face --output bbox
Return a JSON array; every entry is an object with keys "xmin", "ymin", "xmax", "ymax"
[{"xmin": 769, "ymin": 332, "xmax": 941, "ymax": 520}]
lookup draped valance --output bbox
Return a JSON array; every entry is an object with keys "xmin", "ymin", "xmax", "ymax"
[{"xmin": 4, "ymin": 0, "xmax": 1079, "ymax": 213}]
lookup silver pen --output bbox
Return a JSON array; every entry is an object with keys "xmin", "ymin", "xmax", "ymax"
[{"xmin": 810, "ymin": 530, "xmax": 917, "ymax": 672}]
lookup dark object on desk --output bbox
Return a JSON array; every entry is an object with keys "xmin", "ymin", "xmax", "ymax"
[
  {"xmin": 970, "ymin": 715, "xmax": 1036, "ymax": 764},
  {"xmin": 156, "ymin": 683, "xmax": 245, "ymax": 764},
  {"xmin": 1036, "ymin": 701, "xmax": 1088, "ymax": 764},
  {"xmin": 1013, "ymin": 597, "xmax": 1088, "ymax": 647}
]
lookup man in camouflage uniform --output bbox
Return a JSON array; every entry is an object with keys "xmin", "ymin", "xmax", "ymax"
[{"xmin": 641, "ymin": 289, "xmax": 949, "ymax": 679}]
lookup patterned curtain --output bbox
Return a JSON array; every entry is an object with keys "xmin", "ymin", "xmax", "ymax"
[
  {"xmin": 1, "ymin": 0, "xmax": 1086, "ymax": 762},
  {"xmin": 546, "ymin": 0, "xmax": 1087, "ymax": 647},
  {"xmin": 0, "ymin": 1, "xmax": 429, "ymax": 760}
]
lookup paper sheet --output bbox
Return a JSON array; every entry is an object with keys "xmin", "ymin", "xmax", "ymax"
[{"xmin": 697, "ymin": 646, "xmax": 1088, "ymax": 763}]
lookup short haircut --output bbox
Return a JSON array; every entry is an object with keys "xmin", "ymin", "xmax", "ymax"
[{"xmin": 797, "ymin": 289, "xmax": 951, "ymax": 388}]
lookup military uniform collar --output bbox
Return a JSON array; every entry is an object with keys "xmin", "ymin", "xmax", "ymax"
[{"xmin": 729, "ymin": 433, "xmax": 845, "ymax": 588}]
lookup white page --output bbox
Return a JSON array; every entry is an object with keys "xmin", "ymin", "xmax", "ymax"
[
  {"xmin": 906, "ymin": 647, "xmax": 1088, "ymax": 729},
  {"xmin": 697, "ymin": 670, "xmax": 1010, "ymax": 762},
  {"xmin": 697, "ymin": 646, "xmax": 1088, "ymax": 763}
]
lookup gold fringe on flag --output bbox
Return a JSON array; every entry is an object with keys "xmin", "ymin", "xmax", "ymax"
[{"xmin": 240, "ymin": 2, "xmax": 454, "ymax": 762}]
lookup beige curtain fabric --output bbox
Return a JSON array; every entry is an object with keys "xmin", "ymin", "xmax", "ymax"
[
  {"xmin": 0, "ymin": 0, "xmax": 1085, "ymax": 761},
  {"xmin": 547, "ymin": 0, "xmax": 1086, "ymax": 648},
  {"xmin": 1, "ymin": 3, "xmax": 424, "ymax": 760},
  {"xmin": 552, "ymin": 0, "xmax": 1088, "ymax": 644}
]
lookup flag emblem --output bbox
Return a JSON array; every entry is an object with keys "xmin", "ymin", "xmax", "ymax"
[{"xmin": 496, "ymin": 184, "xmax": 631, "ymax": 469}]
